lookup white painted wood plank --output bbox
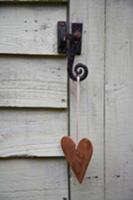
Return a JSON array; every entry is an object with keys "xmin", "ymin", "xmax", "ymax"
[
  {"xmin": 0, "ymin": 4, "xmax": 66, "ymax": 55},
  {"xmin": 0, "ymin": 109, "xmax": 67, "ymax": 157},
  {"xmin": 0, "ymin": 56, "xmax": 67, "ymax": 108},
  {"xmin": 0, "ymin": 158, "xmax": 68, "ymax": 200},
  {"xmin": 69, "ymin": 0, "xmax": 105, "ymax": 199},
  {"xmin": 105, "ymin": 0, "xmax": 133, "ymax": 199},
  {"xmin": 0, "ymin": 0, "xmax": 67, "ymax": 2}
]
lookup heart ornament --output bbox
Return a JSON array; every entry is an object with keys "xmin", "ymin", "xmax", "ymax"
[{"xmin": 61, "ymin": 136, "xmax": 93, "ymax": 183}]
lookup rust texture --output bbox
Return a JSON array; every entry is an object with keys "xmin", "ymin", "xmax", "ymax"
[{"xmin": 61, "ymin": 136, "xmax": 93, "ymax": 183}]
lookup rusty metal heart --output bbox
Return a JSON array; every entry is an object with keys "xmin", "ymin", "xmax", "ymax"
[{"xmin": 61, "ymin": 136, "xmax": 93, "ymax": 183}]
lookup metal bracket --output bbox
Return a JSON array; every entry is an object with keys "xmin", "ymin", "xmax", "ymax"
[
  {"xmin": 57, "ymin": 21, "xmax": 88, "ymax": 81},
  {"xmin": 57, "ymin": 21, "xmax": 67, "ymax": 54}
]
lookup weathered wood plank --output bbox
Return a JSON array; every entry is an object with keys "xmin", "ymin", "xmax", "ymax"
[
  {"xmin": 0, "ymin": 56, "xmax": 67, "ymax": 108},
  {"xmin": 69, "ymin": 0, "xmax": 105, "ymax": 199},
  {"xmin": 0, "ymin": 0, "xmax": 67, "ymax": 2},
  {"xmin": 0, "ymin": 109, "xmax": 67, "ymax": 157},
  {"xmin": 0, "ymin": 158, "xmax": 68, "ymax": 200},
  {"xmin": 0, "ymin": 4, "xmax": 66, "ymax": 55},
  {"xmin": 105, "ymin": 0, "xmax": 133, "ymax": 199}
]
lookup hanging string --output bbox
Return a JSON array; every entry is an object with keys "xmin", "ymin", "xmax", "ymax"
[{"xmin": 76, "ymin": 76, "xmax": 80, "ymax": 144}]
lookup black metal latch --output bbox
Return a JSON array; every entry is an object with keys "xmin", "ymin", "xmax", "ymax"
[{"xmin": 57, "ymin": 21, "xmax": 88, "ymax": 81}]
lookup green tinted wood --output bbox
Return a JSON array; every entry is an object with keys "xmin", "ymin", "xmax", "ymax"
[
  {"xmin": 0, "ymin": 159, "xmax": 68, "ymax": 199},
  {"xmin": 0, "ymin": 109, "xmax": 67, "ymax": 157},
  {"xmin": 0, "ymin": 0, "xmax": 67, "ymax": 2},
  {"xmin": 0, "ymin": 56, "xmax": 67, "ymax": 108},
  {"xmin": 0, "ymin": 4, "xmax": 66, "ymax": 55},
  {"xmin": 69, "ymin": 0, "xmax": 105, "ymax": 198}
]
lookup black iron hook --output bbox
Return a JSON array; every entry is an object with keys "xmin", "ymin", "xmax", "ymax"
[
  {"xmin": 57, "ymin": 22, "xmax": 88, "ymax": 81},
  {"xmin": 67, "ymin": 30, "xmax": 88, "ymax": 81}
]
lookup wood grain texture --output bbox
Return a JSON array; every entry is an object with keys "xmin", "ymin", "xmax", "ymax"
[
  {"xmin": 105, "ymin": 0, "xmax": 133, "ymax": 199},
  {"xmin": 0, "ymin": 56, "xmax": 67, "ymax": 108},
  {"xmin": 0, "ymin": 109, "xmax": 67, "ymax": 157},
  {"xmin": 0, "ymin": 4, "xmax": 66, "ymax": 55},
  {"xmin": 0, "ymin": 158, "xmax": 68, "ymax": 200},
  {"xmin": 69, "ymin": 0, "xmax": 105, "ymax": 199},
  {"xmin": 0, "ymin": 0, "xmax": 67, "ymax": 2}
]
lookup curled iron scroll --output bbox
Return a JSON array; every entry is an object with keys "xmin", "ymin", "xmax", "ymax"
[
  {"xmin": 68, "ymin": 62, "xmax": 88, "ymax": 81},
  {"xmin": 67, "ymin": 32, "xmax": 88, "ymax": 81}
]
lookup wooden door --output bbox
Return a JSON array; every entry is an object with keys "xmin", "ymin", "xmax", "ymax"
[
  {"xmin": 0, "ymin": 0, "xmax": 133, "ymax": 200},
  {"xmin": 69, "ymin": 0, "xmax": 104, "ymax": 199},
  {"xmin": 69, "ymin": 0, "xmax": 133, "ymax": 200}
]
